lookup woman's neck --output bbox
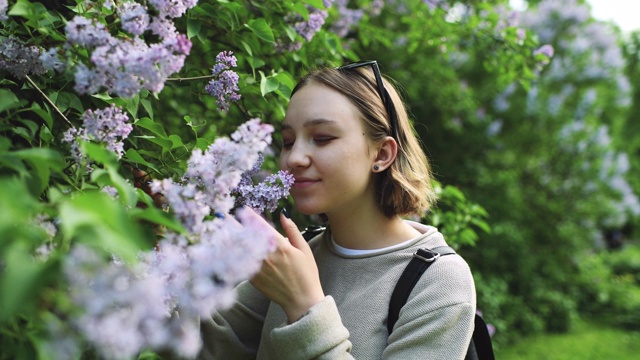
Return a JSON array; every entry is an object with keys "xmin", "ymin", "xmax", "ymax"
[{"xmin": 326, "ymin": 208, "xmax": 421, "ymax": 250}]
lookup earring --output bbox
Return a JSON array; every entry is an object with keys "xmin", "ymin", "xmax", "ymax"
[{"xmin": 373, "ymin": 164, "xmax": 380, "ymax": 171}]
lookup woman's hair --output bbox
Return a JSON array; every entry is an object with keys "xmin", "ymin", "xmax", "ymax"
[{"xmin": 291, "ymin": 65, "xmax": 437, "ymax": 217}]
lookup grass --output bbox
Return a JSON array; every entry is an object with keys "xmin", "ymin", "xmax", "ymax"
[{"xmin": 495, "ymin": 319, "xmax": 640, "ymax": 360}]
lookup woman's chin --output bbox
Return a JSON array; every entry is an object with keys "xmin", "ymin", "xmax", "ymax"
[{"xmin": 292, "ymin": 200, "xmax": 324, "ymax": 216}]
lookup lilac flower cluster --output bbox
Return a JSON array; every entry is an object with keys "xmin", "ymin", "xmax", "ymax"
[
  {"xmin": 63, "ymin": 104, "xmax": 133, "ymax": 170},
  {"xmin": 0, "ymin": 0, "xmax": 8, "ymax": 21},
  {"xmin": 331, "ymin": 0, "xmax": 364, "ymax": 38},
  {"xmin": 0, "ymin": 36, "xmax": 47, "ymax": 78},
  {"xmin": 205, "ymin": 51, "xmax": 241, "ymax": 112},
  {"xmin": 516, "ymin": 0, "xmax": 629, "ymax": 107},
  {"xmin": 235, "ymin": 153, "xmax": 295, "ymax": 213},
  {"xmin": 63, "ymin": 119, "xmax": 290, "ymax": 358},
  {"xmin": 32, "ymin": 214, "xmax": 57, "ymax": 261},
  {"xmin": 424, "ymin": 0, "xmax": 449, "ymax": 12},
  {"xmin": 63, "ymin": 0, "xmax": 197, "ymax": 97},
  {"xmin": 277, "ymin": 1, "xmax": 332, "ymax": 52},
  {"xmin": 118, "ymin": 1, "xmax": 150, "ymax": 36}
]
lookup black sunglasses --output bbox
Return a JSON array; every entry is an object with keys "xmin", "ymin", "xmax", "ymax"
[{"xmin": 337, "ymin": 60, "xmax": 399, "ymax": 143}]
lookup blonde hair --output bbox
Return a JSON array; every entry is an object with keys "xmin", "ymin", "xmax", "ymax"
[{"xmin": 291, "ymin": 65, "xmax": 437, "ymax": 217}]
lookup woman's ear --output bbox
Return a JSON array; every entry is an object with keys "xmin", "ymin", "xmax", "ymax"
[{"xmin": 372, "ymin": 136, "xmax": 398, "ymax": 172}]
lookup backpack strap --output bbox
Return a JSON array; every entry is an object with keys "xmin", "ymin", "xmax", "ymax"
[
  {"xmin": 388, "ymin": 245, "xmax": 495, "ymax": 360},
  {"xmin": 302, "ymin": 225, "xmax": 326, "ymax": 242},
  {"xmin": 387, "ymin": 246, "xmax": 456, "ymax": 334}
]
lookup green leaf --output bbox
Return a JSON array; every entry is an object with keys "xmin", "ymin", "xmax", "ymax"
[
  {"xmin": 245, "ymin": 19, "xmax": 275, "ymax": 43},
  {"xmin": 0, "ymin": 242, "xmax": 50, "ymax": 323},
  {"xmin": 168, "ymin": 134, "xmax": 185, "ymax": 149},
  {"xmin": 303, "ymin": 0, "xmax": 326, "ymax": 8},
  {"xmin": 125, "ymin": 148, "xmax": 152, "ymax": 168},
  {"xmin": 135, "ymin": 117, "xmax": 168, "ymax": 138},
  {"xmin": 293, "ymin": 2, "xmax": 309, "ymax": 20},
  {"xmin": 136, "ymin": 135, "xmax": 174, "ymax": 150},
  {"xmin": 130, "ymin": 206, "xmax": 186, "ymax": 234},
  {"xmin": 81, "ymin": 141, "xmax": 118, "ymax": 166},
  {"xmin": 12, "ymin": 148, "xmax": 66, "ymax": 194},
  {"xmin": 259, "ymin": 71, "xmax": 280, "ymax": 96},
  {"xmin": 29, "ymin": 103, "xmax": 54, "ymax": 129},
  {"xmin": 58, "ymin": 192, "xmax": 150, "ymax": 262},
  {"xmin": 0, "ymin": 89, "xmax": 21, "ymax": 113},
  {"xmin": 187, "ymin": 18, "xmax": 202, "ymax": 39},
  {"xmin": 140, "ymin": 98, "xmax": 154, "ymax": 119}
]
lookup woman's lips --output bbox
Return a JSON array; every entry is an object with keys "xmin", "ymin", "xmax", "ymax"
[{"xmin": 292, "ymin": 178, "xmax": 319, "ymax": 189}]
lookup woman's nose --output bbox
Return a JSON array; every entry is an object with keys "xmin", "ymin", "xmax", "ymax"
[{"xmin": 285, "ymin": 142, "xmax": 311, "ymax": 169}]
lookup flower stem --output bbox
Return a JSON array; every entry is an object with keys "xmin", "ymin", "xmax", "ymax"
[
  {"xmin": 166, "ymin": 74, "xmax": 215, "ymax": 82},
  {"xmin": 25, "ymin": 75, "xmax": 74, "ymax": 128}
]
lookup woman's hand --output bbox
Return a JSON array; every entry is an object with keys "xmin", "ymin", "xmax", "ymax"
[{"xmin": 249, "ymin": 210, "xmax": 325, "ymax": 323}]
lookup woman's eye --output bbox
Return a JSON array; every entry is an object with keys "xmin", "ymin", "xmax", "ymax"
[
  {"xmin": 282, "ymin": 140, "xmax": 294, "ymax": 149},
  {"xmin": 313, "ymin": 136, "xmax": 334, "ymax": 144}
]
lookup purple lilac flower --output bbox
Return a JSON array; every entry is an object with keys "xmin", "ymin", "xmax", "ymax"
[
  {"xmin": 424, "ymin": 0, "xmax": 449, "ymax": 12},
  {"xmin": 331, "ymin": 0, "xmax": 364, "ymax": 38},
  {"xmin": 0, "ymin": 0, "xmax": 8, "ymax": 21},
  {"xmin": 65, "ymin": 119, "xmax": 289, "ymax": 358},
  {"xmin": 236, "ymin": 170, "xmax": 295, "ymax": 212},
  {"xmin": 65, "ymin": 6, "xmax": 192, "ymax": 97},
  {"xmin": 0, "ymin": 36, "xmax": 47, "ymax": 78},
  {"xmin": 39, "ymin": 48, "xmax": 65, "ymax": 72},
  {"xmin": 119, "ymin": 2, "xmax": 150, "ymax": 36},
  {"xmin": 294, "ymin": 9, "xmax": 328, "ymax": 41},
  {"xmin": 149, "ymin": 16, "xmax": 177, "ymax": 38},
  {"xmin": 148, "ymin": 0, "xmax": 198, "ymax": 18},
  {"xmin": 65, "ymin": 16, "xmax": 113, "ymax": 48},
  {"xmin": 63, "ymin": 105, "xmax": 132, "ymax": 170},
  {"xmin": 205, "ymin": 51, "xmax": 241, "ymax": 112},
  {"xmin": 533, "ymin": 44, "xmax": 554, "ymax": 58}
]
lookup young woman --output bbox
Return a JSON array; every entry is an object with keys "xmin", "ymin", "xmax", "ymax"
[{"xmin": 198, "ymin": 62, "xmax": 476, "ymax": 359}]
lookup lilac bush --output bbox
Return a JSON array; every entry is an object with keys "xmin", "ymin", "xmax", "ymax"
[{"xmin": 62, "ymin": 118, "xmax": 290, "ymax": 358}]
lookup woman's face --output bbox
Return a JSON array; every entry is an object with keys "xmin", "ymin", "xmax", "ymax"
[{"xmin": 280, "ymin": 82, "xmax": 378, "ymax": 217}]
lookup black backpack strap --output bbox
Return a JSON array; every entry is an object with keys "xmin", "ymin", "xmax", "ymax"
[
  {"xmin": 388, "ymin": 245, "xmax": 495, "ymax": 360},
  {"xmin": 470, "ymin": 313, "xmax": 495, "ymax": 360},
  {"xmin": 387, "ymin": 246, "xmax": 456, "ymax": 334},
  {"xmin": 301, "ymin": 225, "xmax": 326, "ymax": 242}
]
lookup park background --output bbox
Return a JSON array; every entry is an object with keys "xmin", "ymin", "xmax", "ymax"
[{"xmin": 1, "ymin": 0, "xmax": 639, "ymax": 359}]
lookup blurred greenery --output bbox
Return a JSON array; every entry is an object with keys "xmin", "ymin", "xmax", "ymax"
[{"xmin": 497, "ymin": 318, "xmax": 640, "ymax": 359}]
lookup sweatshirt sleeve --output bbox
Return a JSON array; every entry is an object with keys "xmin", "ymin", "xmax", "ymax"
[
  {"xmin": 383, "ymin": 254, "xmax": 476, "ymax": 360},
  {"xmin": 198, "ymin": 281, "xmax": 270, "ymax": 360},
  {"xmin": 269, "ymin": 296, "xmax": 354, "ymax": 360}
]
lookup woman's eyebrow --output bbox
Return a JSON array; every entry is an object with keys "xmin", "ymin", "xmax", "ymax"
[{"xmin": 281, "ymin": 118, "xmax": 337, "ymax": 130}]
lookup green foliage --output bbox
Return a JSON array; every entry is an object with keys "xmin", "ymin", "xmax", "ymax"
[
  {"xmin": 424, "ymin": 181, "xmax": 491, "ymax": 249},
  {"xmin": 576, "ymin": 245, "xmax": 640, "ymax": 330},
  {"xmin": 497, "ymin": 318, "xmax": 640, "ymax": 360}
]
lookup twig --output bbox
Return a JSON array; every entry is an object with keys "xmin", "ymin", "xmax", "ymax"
[
  {"xmin": 25, "ymin": 75, "xmax": 74, "ymax": 128},
  {"xmin": 166, "ymin": 74, "xmax": 215, "ymax": 82}
]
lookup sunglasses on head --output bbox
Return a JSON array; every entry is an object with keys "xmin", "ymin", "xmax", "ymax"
[{"xmin": 337, "ymin": 60, "xmax": 400, "ymax": 143}]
